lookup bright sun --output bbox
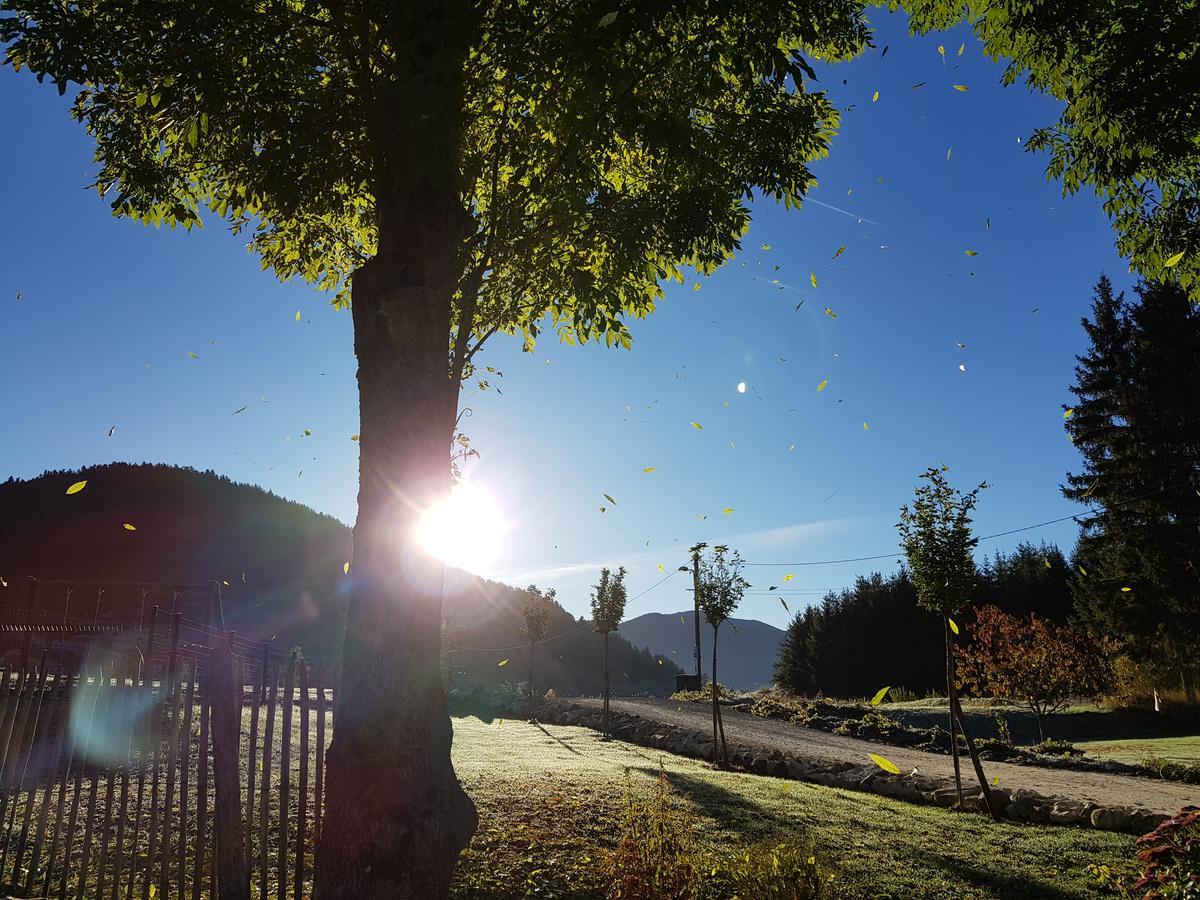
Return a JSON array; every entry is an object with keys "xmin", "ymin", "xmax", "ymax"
[{"xmin": 415, "ymin": 482, "xmax": 509, "ymax": 573}]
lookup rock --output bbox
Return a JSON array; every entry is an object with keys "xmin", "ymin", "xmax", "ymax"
[
  {"xmin": 1049, "ymin": 800, "xmax": 1087, "ymax": 826},
  {"xmin": 1090, "ymin": 807, "xmax": 1132, "ymax": 832}
]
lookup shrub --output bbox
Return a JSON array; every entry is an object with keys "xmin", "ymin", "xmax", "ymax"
[
  {"xmin": 607, "ymin": 769, "xmax": 826, "ymax": 899},
  {"xmin": 671, "ymin": 682, "xmax": 731, "ymax": 703},
  {"xmin": 1034, "ymin": 738, "xmax": 1083, "ymax": 757},
  {"xmin": 608, "ymin": 770, "xmax": 699, "ymax": 899},
  {"xmin": 1131, "ymin": 806, "xmax": 1200, "ymax": 899}
]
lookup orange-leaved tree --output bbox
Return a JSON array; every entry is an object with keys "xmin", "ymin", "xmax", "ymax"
[{"xmin": 958, "ymin": 605, "xmax": 1113, "ymax": 742}]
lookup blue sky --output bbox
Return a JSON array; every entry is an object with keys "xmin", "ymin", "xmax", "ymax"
[{"xmin": 0, "ymin": 11, "xmax": 1127, "ymax": 629}]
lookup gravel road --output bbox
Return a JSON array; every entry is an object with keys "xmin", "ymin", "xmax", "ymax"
[{"xmin": 578, "ymin": 697, "xmax": 1199, "ymax": 816}]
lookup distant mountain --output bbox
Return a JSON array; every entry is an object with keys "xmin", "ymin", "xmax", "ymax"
[
  {"xmin": 0, "ymin": 463, "xmax": 680, "ymax": 694},
  {"xmin": 618, "ymin": 610, "xmax": 786, "ymax": 691}
]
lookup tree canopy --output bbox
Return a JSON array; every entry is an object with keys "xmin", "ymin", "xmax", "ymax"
[
  {"xmin": 1, "ymin": 0, "xmax": 871, "ymax": 372},
  {"xmin": 590, "ymin": 565, "xmax": 628, "ymax": 636},
  {"xmin": 901, "ymin": 0, "xmax": 1200, "ymax": 299}
]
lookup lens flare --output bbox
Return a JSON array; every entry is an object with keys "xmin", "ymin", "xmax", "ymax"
[{"xmin": 415, "ymin": 483, "xmax": 509, "ymax": 574}]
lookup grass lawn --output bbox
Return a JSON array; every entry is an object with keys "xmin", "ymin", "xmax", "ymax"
[
  {"xmin": 1074, "ymin": 735, "xmax": 1200, "ymax": 766},
  {"xmin": 449, "ymin": 717, "xmax": 1134, "ymax": 899}
]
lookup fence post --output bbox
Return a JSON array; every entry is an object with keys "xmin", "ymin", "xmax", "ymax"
[
  {"xmin": 209, "ymin": 636, "xmax": 248, "ymax": 899},
  {"xmin": 207, "ymin": 581, "xmax": 226, "ymax": 633},
  {"xmin": 19, "ymin": 577, "xmax": 38, "ymax": 672}
]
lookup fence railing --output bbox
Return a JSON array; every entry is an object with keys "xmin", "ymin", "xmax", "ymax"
[{"xmin": 0, "ymin": 603, "xmax": 333, "ymax": 899}]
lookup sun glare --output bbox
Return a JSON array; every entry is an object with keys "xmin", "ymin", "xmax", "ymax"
[{"xmin": 415, "ymin": 482, "xmax": 509, "ymax": 574}]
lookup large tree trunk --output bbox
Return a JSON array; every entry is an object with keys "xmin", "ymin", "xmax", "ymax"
[{"xmin": 315, "ymin": 199, "xmax": 477, "ymax": 898}]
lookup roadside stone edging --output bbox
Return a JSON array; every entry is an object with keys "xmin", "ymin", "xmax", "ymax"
[{"xmin": 533, "ymin": 699, "xmax": 1168, "ymax": 836}]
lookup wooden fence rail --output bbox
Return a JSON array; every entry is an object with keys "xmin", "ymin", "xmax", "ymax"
[{"xmin": 0, "ymin": 611, "xmax": 333, "ymax": 899}]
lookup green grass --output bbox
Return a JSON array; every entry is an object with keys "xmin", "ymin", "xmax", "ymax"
[
  {"xmin": 449, "ymin": 717, "xmax": 1134, "ymax": 899},
  {"xmin": 1075, "ymin": 735, "xmax": 1200, "ymax": 766}
]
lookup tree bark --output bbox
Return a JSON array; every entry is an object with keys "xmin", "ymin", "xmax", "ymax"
[
  {"xmin": 950, "ymin": 693, "xmax": 1003, "ymax": 822},
  {"xmin": 527, "ymin": 639, "xmax": 535, "ymax": 723},
  {"xmin": 711, "ymin": 629, "xmax": 720, "ymax": 766},
  {"xmin": 602, "ymin": 632, "xmax": 610, "ymax": 740},
  {"xmin": 946, "ymin": 620, "xmax": 963, "ymax": 805},
  {"xmin": 315, "ymin": 199, "xmax": 477, "ymax": 897}
]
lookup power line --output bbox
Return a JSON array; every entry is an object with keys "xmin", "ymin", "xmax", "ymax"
[{"xmin": 741, "ymin": 482, "xmax": 1186, "ymax": 568}]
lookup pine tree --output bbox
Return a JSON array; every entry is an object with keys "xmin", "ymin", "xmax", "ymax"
[{"xmin": 1065, "ymin": 278, "xmax": 1200, "ymax": 700}]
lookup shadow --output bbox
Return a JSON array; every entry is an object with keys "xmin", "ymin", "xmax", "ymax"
[
  {"xmin": 905, "ymin": 848, "xmax": 1083, "ymax": 900},
  {"xmin": 534, "ymin": 721, "xmax": 583, "ymax": 756},
  {"xmin": 625, "ymin": 765, "xmax": 793, "ymax": 835},
  {"xmin": 892, "ymin": 704, "xmax": 1200, "ymax": 745}
]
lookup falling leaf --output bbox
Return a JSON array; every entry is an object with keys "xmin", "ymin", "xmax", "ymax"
[
  {"xmin": 497, "ymin": 658, "xmax": 509, "ymax": 667},
  {"xmin": 657, "ymin": 563, "xmax": 665, "ymax": 572},
  {"xmin": 658, "ymin": 658, "xmax": 664, "ymax": 665},
  {"xmin": 295, "ymin": 309, "xmax": 301, "ymax": 322},
  {"xmin": 881, "ymin": 44, "xmax": 889, "ymax": 58},
  {"xmin": 760, "ymin": 243, "xmax": 772, "ymax": 251},
  {"xmin": 871, "ymin": 686, "xmax": 890, "ymax": 706},
  {"xmin": 948, "ymin": 618, "xmax": 960, "ymax": 635},
  {"xmin": 832, "ymin": 245, "xmax": 846, "ymax": 260},
  {"xmin": 690, "ymin": 421, "xmax": 704, "ymax": 431},
  {"xmin": 107, "ymin": 425, "xmax": 116, "ymax": 437},
  {"xmin": 953, "ymin": 84, "xmax": 969, "ymax": 92},
  {"xmin": 964, "ymin": 250, "xmax": 978, "ymax": 257},
  {"xmin": 823, "ymin": 307, "xmax": 836, "ymax": 318},
  {"xmin": 231, "ymin": 405, "xmax": 247, "ymax": 416},
  {"xmin": 643, "ymin": 466, "xmax": 656, "ymax": 473},
  {"xmin": 992, "ymin": 775, "xmax": 999, "ymax": 786},
  {"xmin": 911, "ymin": 81, "xmax": 926, "ymax": 90},
  {"xmin": 66, "ymin": 480, "xmax": 87, "ymax": 495},
  {"xmin": 956, "ymin": 342, "xmax": 966, "ymax": 349},
  {"xmin": 869, "ymin": 753, "xmax": 901, "ymax": 775},
  {"xmin": 596, "ymin": 10, "xmax": 618, "ymax": 27},
  {"xmin": 862, "ymin": 422, "xmax": 869, "ymax": 430},
  {"xmin": 780, "ymin": 597, "xmax": 790, "ymax": 612},
  {"xmin": 123, "ymin": 523, "xmax": 137, "ymax": 531},
  {"xmin": 810, "ymin": 271, "xmax": 819, "ymax": 289},
  {"xmin": 1078, "ymin": 565, "xmax": 1088, "ymax": 576},
  {"xmin": 737, "ymin": 381, "xmax": 746, "ymax": 394},
  {"xmin": 187, "ymin": 351, "xmax": 200, "ymax": 359},
  {"xmin": 350, "ymin": 434, "xmax": 360, "ymax": 441},
  {"xmin": 986, "ymin": 217, "xmax": 991, "ymax": 230},
  {"xmin": 599, "ymin": 506, "xmax": 607, "ymax": 514},
  {"xmin": 1064, "ymin": 408, "xmax": 1074, "ymax": 420},
  {"xmin": 946, "ymin": 146, "xmax": 952, "ymax": 161},
  {"xmin": 783, "ymin": 574, "xmax": 796, "ymax": 582},
  {"xmin": 1121, "ymin": 587, "xmax": 1132, "ymax": 592},
  {"xmin": 692, "ymin": 282, "xmax": 701, "ymax": 292},
  {"xmin": 680, "ymin": 615, "xmax": 685, "ymax": 625},
  {"xmin": 871, "ymin": 90, "xmax": 879, "ymax": 103},
  {"xmin": 957, "ymin": 42, "xmax": 965, "ymax": 56},
  {"xmin": 1164, "ymin": 250, "xmax": 1185, "ymax": 268},
  {"xmin": 959, "ymin": 364, "xmax": 966, "ymax": 372},
  {"xmin": 721, "ymin": 507, "xmax": 734, "ymax": 515},
  {"xmin": 603, "ymin": 493, "xmax": 618, "ymax": 506},
  {"xmin": 817, "ymin": 379, "xmax": 828, "ymax": 392},
  {"xmin": 343, "ymin": 562, "xmax": 350, "ymax": 575}
]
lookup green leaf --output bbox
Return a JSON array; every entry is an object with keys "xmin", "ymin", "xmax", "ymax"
[
  {"xmin": 596, "ymin": 11, "xmax": 618, "ymax": 27},
  {"xmin": 497, "ymin": 658, "xmax": 509, "ymax": 667},
  {"xmin": 1164, "ymin": 250, "xmax": 1185, "ymax": 268},
  {"xmin": 948, "ymin": 618, "xmax": 959, "ymax": 635},
  {"xmin": 870, "ymin": 686, "xmax": 890, "ymax": 706},
  {"xmin": 690, "ymin": 421, "xmax": 703, "ymax": 430},
  {"xmin": 66, "ymin": 480, "xmax": 87, "ymax": 495}
]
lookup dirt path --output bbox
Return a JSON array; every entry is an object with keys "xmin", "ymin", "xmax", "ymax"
[{"xmin": 580, "ymin": 697, "xmax": 1199, "ymax": 816}]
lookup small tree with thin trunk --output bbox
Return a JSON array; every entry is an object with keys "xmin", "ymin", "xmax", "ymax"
[
  {"xmin": 897, "ymin": 466, "xmax": 1000, "ymax": 820},
  {"xmin": 958, "ymin": 605, "xmax": 1114, "ymax": 742},
  {"xmin": 590, "ymin": 566, "xmax": 628, "ymax": 740},
  {"xmin": 697, "ymin": 546, "xmax": 748, "ymax": 767},
  {"xmin": 521, "ymin": 585, "xmax": 552, "ymax": 723}
]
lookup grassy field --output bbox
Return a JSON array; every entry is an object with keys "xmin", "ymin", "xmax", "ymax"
[
  {"xmin": 1074, "ymin": 735, "xmax": 1200, "ymax": 766},
  {"xmin": 448, "ymin": 716, "xmax": 1135, "ymax": 899}
]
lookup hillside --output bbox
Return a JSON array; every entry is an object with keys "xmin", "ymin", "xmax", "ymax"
[
  {"xmin": 0, "ymin": 463, "xmax": 679, "ymax": 693},
  {"xmin": 619, "ymin": 610, "xmax": 786, "ymax": 690}
]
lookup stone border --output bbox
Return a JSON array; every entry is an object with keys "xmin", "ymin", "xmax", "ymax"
[{"xmin": 536, "ymin": 699, "xmax": 1168, "ymax": 836}]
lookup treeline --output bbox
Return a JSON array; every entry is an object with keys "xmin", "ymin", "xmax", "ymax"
[
  {"xmin": 776, "ymin": 276, "xmax": 1199, "ymax": 701},
  {"xmin": 0, "ymin": 463, "xmax": 679, "ymax": 693},
  {"xmin": 774, "ymin": 543, "xmax": 1071, "ymax": 698}
]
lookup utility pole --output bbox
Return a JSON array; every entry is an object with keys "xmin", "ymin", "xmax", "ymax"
[{"xmin": 689, "ymin": 542, "xmax": 707, "ymax": 682}]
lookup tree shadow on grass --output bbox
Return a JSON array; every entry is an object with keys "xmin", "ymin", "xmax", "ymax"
[
  {"xmin": 534, "ymin": 721, "xmax": 583, "ymax": 756},
  {"xmin": 625, "ymin": 765, "xmax": 794, "ymax": 838},
  {"xmin": 902, "ymin": 848, "xmax": 1084, "ymax": 900}
]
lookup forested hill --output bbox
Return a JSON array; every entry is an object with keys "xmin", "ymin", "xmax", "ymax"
[{"xmin": 0, "ymin": 463, "xmax": 679, "ymax": 694}]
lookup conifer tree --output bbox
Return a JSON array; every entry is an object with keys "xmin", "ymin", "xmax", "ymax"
[{"xmin": 1065, "ymin": 278, "xmax": 1200, "ymax": 700}]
